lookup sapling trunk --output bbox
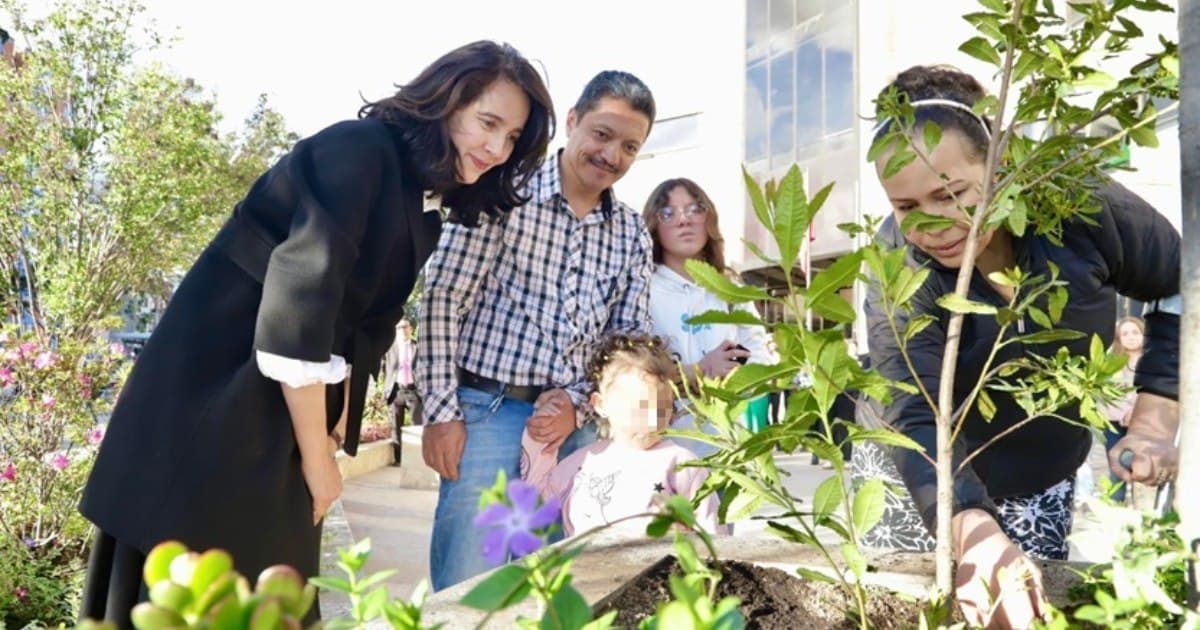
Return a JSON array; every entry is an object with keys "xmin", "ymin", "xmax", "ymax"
[{"xmin": 1176, "ymin": 0, "xmax": 1199, "ymax": 610}]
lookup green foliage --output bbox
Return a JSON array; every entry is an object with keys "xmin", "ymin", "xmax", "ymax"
[
  {"xmin": 1054, "ymin": 512, "xmax": 1198, "ymax": 629},
  {"xmin": 0, "ymin": 0, "xmax": 297, "ymax": 339},
  {"xmin": 1, "ymin": 329, "xmax": 128, "ymax": 626}
]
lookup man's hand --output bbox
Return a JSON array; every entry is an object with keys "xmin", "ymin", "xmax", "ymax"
[
  {"xmin": 1108, "ymin": 392, "xmax": 1179, "ymax": 486},
  {"xmin": 526, "ymin": 389, "xmax": 575, "ymax": 453},
  {"xmin": 422, "ymin": 420, "xmax": 466, "ymax": 481},
  {"xmin": 953, "ymin": 509, "xmax": 1049, "ymax": 629}
]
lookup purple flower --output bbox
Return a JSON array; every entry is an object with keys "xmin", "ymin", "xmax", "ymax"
[
  {"xmin": 17, "ymin": 342, "xmax": 37, "ymax": 359},
  {"xmin": 0, "ymin": 366, "xmax": 12, "ymax": 387},
  {"xmin": 41, "ymin": 394, "xmax": 56, "ymax": 409},
  {"xmin": 23, "ymin": 537, "xmax": 38, "ymax": 548},
  {"xmin": 14, "ymin": 587, "xmax": 27, "ymax": 601},
  {"xmin": 50, "ymin": 453, "xmax": 68, "ymax": 472},
  {"xmin": 1, "ymin": 463, "xmax": 14, "ymax": 482},
  {"xmin": 109, "ymin": 342, "xmax": 126, "ymax": 358},
  {"xmin": 33, "ymin": 351, "xmax": 56, "ymax": 369},
  {"xmin": 87, "ymin": 427, "xmax": 105, "ymax": 445},
  {"xmin": 474, "ymin": 479, "xmax": 560, "ymax": 565}
]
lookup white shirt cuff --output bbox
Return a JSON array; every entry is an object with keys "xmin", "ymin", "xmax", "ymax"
[{"xmin": 256, "ymin": 351, "xmax": 349, "ymax": 388}]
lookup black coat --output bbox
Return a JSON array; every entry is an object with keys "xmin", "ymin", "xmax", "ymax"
[
  {"xmin": 866, "ymin": 180, "xmax": 1179, "ymax": 532},
  {"xmin": 80, "ymin": 118, "xmax": 442, "ymax": 580}
]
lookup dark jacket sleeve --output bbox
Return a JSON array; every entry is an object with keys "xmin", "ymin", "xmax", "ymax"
[
  {"xmin": 865, "ymin": 269, "xmax": 999, "ymax": 534},
  {"xmin": 1083, "ymin": 180, "xmax": 1181, "ymax": 399},
  {"xmin": 253, "ymin": 122, "xmax": 385, "ymax": 362}
]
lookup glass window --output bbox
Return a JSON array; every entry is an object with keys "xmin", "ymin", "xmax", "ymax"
[
  {"xmin": 795, "ymin": 39, "xmax": 821, "ymax": 148},
  {"xmin": 747, "ymin": 0, "xmax": 768, "ymax": 61},
  {"xmin": 745, "ymin": 61, "xmax": 768, "ymax": 162},
  {"xmin": 770, "ymin": 51, "xmax": 794, "ymax": 159},
  {"xmin": 822, "ymin": 7, "xmax": 855, "ymax": 135}
]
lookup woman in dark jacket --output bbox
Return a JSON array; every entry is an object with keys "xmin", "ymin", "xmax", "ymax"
[
  {"xmin": 78, "ymin": 40, "xmax": 553, "ymax": 625},
  {"xmin": 857, "ymin": 65, "xmax": 1180, "ymax": 628}
]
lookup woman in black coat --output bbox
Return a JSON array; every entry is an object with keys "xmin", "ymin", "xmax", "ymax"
[
  {"xmin": 78, "ymin": 40, "xmax": 553, "ymax": 625},
  {"xmin": 859, "ymin": 65, "xmax": 1180, "ymax": 628}
]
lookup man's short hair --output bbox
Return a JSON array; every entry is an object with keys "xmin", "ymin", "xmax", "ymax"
[{"xmin": 573, "ymin": 70, "xmax": 656, "ymax": 133}]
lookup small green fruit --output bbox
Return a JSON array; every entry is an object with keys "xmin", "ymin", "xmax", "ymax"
[
  {"xmin": 190, "ymin": 549, "xmax": 234, "ymax": 597},
  {"xmin": 130, "ymin": 603, "xmax": 187, "ymax": 630},
  {"xmin": 144, "ymin": 541, "xmax": 188, "ymax": 587},
  {"xmin": 291, "ymin": 583, "xmax": 317, "ymax": 618},
  {"xmin": 169, "ymin": 551, "xmax": 201, "ymax": 587},
  {"xmin": 255, "ymin": 565, "xmax": 303, "ymax": 608},
  {"xmin": 148, "ymin": 580, "xmax": 193, "ymax": 613},
  {"xmin": 194, "ymin": 572, "xmax": 238, "ymax": 615},
  {"xmin": 248, "ymin": 598, "xmax": 282, "ymax": 630}
]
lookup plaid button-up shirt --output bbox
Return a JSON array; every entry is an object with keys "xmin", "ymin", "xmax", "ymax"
[{"xmin": 416, "ymin": 152, "xmax": 654, "ymax": 425}]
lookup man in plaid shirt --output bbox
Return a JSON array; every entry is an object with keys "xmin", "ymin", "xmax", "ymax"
[{"xmin": 418, "ymin": 71, "xmax": 656, "ymax": 590}]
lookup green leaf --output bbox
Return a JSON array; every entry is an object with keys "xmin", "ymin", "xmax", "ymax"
[
  {"xmin": 894, "ymin": 267, "xmax": 932, "ymax": 306},
  {"xmin": 1162, "ymin": 54, "xmax": 1179, "ymax": 78},
  {"xmin": 460, "ymin": 565, "xmax": 533, "ymax": 611},
  {"xmin": 743, "ymin": 167, "xmax": 772, "ymax": 230},
  {"xmin": 1012, "ymin": 52, "xmax": 1040, "ymax": 81},
  {"xmin": 900, "ymin": 211, "xmax": 957, "ymax": 235},
  {"xmin": 922, "ymin": 121, "xmax": 942, "ymax": 153},
  {"xmin": 796, "ymin": 567, "xmax": 838, "ymax": 584},
  {"xmin": 810, "ymin": 293, "xmax": 857, "ymax": 324},
  {"xmin": 685, "ymin": 259, "xmax": 770, "ymax": 304},
  {"xmin": 307, "ymin": 576, "xmax": 353, "ymax": 593},
  {"xmin": 808, "ymin": 250, "xmax": 863, "ymax": 302},
  {"xmin": 541, "ymin": 585, "xmax": 590, "ymax": 630},
  {"xmin": 1007, "ymin": 198, "xmax": 1028, "ymax": 237},
  {"xmin": 1016, "ymin": 330, "xmax": 1086, "ymax": 345},
  {"xmin": 848, "ymin": 428, "xmax": 924, "ymax": 452},
  {"xmin": 958, "ymin": 36, "xmax": 1002, "ymax": 66},
  {"xmin": 686, "ymin": 309, "xmax": 765, "ymax": 328},
  {"xmin": 852, "ymin": 479, "xmax": 887, "ymax": 535},
  {"xmin": 1070, "ymin": 71, "xmax": 1118, "ymax": 93},
  {"xmin": 811, "ymin": 476, "xmax": 844, "ymax": 520},
  {"xmin": 978, "ymin": 389, "xmax": 997, "ymax": 421},
  {"xmin": 1028, "ymin": 307, "xmax": 1052, "ymax": 329},
  {"xmin": 581, "ymin": 611, "xmax": 618, "ymax": 630},
  {"xmin": 808, "ymin": 182, "xmax": 835, "ymax": 214},
  {"xmin": 767, "ymin": 521, "xmax": 818, "ymax": 546},
  {"xmin": 774, "ymin": 165, "xmax": 812, "ymax": 273},
  {"xmin": 904, "ymin": 314, "xmax": 937, "ymax": 343},
  {"xmin": 937, "ymin": 293, "xmax": 998, "ymax": 315},
  {"xmin": 841, "ymin": 543, "xmax": 868, "ymax": 579},
  {"xmin": 978, "ymin": 0, "xmax": 1006, "ymax": 12},
  {"xmin": 723, "ymin": 362, "xmax": 798, "ymax": 396},
  {"xmin": 882, "ymin": 149, "xmax": 918, "ymax": 179},
  {"xmin": 742, "ymin": 238, "xmax": 778, "ymax": 265}
]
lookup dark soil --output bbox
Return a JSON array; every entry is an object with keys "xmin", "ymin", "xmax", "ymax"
[{"xmin": 593, "ymin": 555, "xmax": 950, "ymax": 629}]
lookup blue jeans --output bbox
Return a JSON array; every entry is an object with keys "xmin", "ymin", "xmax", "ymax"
[{"xmin": 429, "ymin": 386, "xmax": 597, "ymax": 591}]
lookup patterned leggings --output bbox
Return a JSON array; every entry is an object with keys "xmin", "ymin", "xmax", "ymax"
[{"xmin": 850, "ymin": 441, "xmax": 1075, "ymax": 560}]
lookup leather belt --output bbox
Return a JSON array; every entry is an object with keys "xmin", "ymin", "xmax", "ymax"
[{"xmin": 456, "ymin": 368, "xmax": 545, "ymax": 404}]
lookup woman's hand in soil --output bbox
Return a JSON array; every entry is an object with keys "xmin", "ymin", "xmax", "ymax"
[
  {"xmin": 952, "ymin": 508, "xmax": 1048, "ymax": 629},
  {"xmin": 303, "ymin": 450, "xmax": 343, "ymax": 525}
]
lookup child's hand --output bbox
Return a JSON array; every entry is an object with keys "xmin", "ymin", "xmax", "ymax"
[{"xmin": 527, "ymin": 389, "xmax": 576, "ymax": 452}]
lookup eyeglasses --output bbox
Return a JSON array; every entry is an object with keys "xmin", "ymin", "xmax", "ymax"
[{"xmin": 656, "ymin": 203, "xmax": 707, "ymax": 224}]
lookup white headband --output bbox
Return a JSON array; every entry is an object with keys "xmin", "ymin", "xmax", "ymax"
[{"xmin": 873, "ymin": 98, "xmax": 992, "ymax": 140}]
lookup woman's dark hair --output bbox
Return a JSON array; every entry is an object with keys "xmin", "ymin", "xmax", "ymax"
[
  {"xmin": 642, "ymin": 178, "xmax": 726, "ymax": 272},
  {"xmin": 360, "ymin": 40, "xmax": 554, "ymax": 226},
  {"xmin": 573, "ymin": 70, "xmax": 656, "ymax": 134},
  {"xmin": 872, "ymin": 65, "xmax": 991, "ymax": 162}
]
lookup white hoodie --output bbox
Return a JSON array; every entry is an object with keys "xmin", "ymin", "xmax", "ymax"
[{"xmin": 648, "ymin": 265, "xmax": 774, "ymax": 368}]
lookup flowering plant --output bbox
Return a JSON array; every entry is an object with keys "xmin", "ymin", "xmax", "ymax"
[{"xmin": 0, "ymin": 328, "xmax": 129, "ymax": 625}]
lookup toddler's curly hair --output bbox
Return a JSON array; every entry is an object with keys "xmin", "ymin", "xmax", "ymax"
[{"xmin": 586, "ymin": 332, "xmax": 678, "ymax": 394}]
